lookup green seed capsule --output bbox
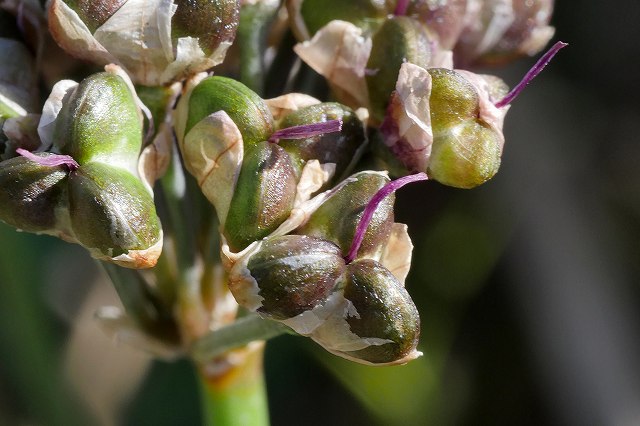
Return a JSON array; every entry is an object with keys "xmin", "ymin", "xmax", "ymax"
[
  {"xmin": 0, "ymin": 156, "xmax": 67, "ymax": 233},
  {"xmin": 68, "ymin": 162, "xmax": 161, "ymax": 260},
  {"xmin": 184, "ymin": 76, "xmax": 274, "ymax": 147},
  {"xmin": 427, "ymin": 68, "xmax": 479, "ymax": 132},
  {"xmin": 426, "ymin": 68, "xmax": 508, "ymax": 188},
  {"xmin": 340, "ymin": 258, "xmax": 420, "ymax": 364},
  {"xmin": 366, "ymin": 16, "xmax": 432, "ymax": 123},
  {"xmin": 277, "ymin": 102, "xmax": 366, "ymax": 182},
  {"xmin": 428, "ymin": 120, "xmax": 502, "ymax": 188},
  {"xmin": 245, "ymin": 235, "xmax": 345, "ymax": 320},
  {"xmin": 52, "ymin": 72, "xmax": 142, "ymax": 171},
  {"xmin": 223, "ymin": 141, "xmax": 298, "ymax": 252},
  {"xmin": 297, "ymin": 171, "xmax": 393, "ymax": 259}
]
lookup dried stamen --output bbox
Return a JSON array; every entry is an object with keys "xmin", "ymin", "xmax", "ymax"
[
  {"xmin": 16, "ymin": 148, "xmax": 79, "ymax": 171},
  {"xmin": 345, "ymin": 172, "xmax": 428, "ymax": 263},
  {"xmin": 495, "ymin": 41, "xmax": 568, "ymax": 108},
  {"xmin": 394, "ymin": 0, "xmax": 410, "ymax": 16},
  {"xmin": 268, "ymin": 119, "xmax": 343, "ymax": 143}
]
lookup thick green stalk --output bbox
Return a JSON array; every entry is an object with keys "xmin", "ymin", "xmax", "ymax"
[{"xmin": 196, "ymin": 343, "xmax": 270, "ymax": 426}]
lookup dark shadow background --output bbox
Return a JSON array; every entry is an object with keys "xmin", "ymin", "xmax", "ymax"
[{"xmin": 1, "ymin": 1, "xmax": 640, "ymax": 425}]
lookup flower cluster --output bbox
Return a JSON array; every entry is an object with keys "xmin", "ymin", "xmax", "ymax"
[{"xmin": 0, "ymin": 1, "xmax": 562, "ymax": 366}]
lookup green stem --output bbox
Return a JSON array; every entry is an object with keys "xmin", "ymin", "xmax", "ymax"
[
  {"xmin": 191, "ymin": 314, "xmax": 290, "ymax": 363},
  {"xmin": 237, "ymin": 1, "xmax": 280, "ymax": 95},
  {"xmin": 264, "ymin": 30, "xmax": 298, "ymax": 98},
  {"xmin": 196, "ymin": 343, "xmax": 270, "ymax": 426},
  {"xmin": 100, "ymin": 262, "xmax": 180, "ymax": 344}
]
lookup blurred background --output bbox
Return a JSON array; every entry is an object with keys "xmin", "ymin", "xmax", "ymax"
[{"xmin": 1, "ymin": 1, "xmax": 640, "ymax": 425}]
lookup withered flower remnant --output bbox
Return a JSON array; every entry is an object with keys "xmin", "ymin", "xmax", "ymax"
[
  {"xmin": 454, "ymin": 0, "xmax": 555, "ymax": 66},
  {"xmin": 48, "ymin": 0, "xmax": 240, "ymax": 85},
  {"xmin": 365, "ymin": 15, "xmax": 433, "ymax": 123},
  {"xmin": 402, "ymin": 0, "xmax": 468, "ymax": 50}
]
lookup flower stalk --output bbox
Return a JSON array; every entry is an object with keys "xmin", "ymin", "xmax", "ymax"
[{"xmin": 197, "ymin": 343, "xmax": 270, "ymax": 426}]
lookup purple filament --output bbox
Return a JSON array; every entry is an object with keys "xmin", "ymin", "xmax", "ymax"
[
  {"xmin": 495, "ymin": 41, "xmax": 568, "ymax": 108},
  {"xmin": 16, "ymin": 148, "xmax": 79, "ymax": 171},
  {"xmin": 345, "ymin": 172, "xmax": 428, "ymax": 263},
  {"xmin": 269, "ymin": 119, "xmax": 342, "ymax": 143},
  {"xmin": 394, "ymin": 0, "xmax": 410, "ymax": 16}
]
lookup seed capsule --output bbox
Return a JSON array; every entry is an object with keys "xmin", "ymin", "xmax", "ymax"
[
  {"xmin": 180, "ymin": 76, "xmax": 274, "ymax": 148},
  {"xmin": 366, "ymin": 16, "xmax": 433, "ymax": 123},
  {"xmin": 242, "ymin": 235, "xmax": 346, "ymax": 320},
  {"xmin": 223, "ymin": 142, "xmax": 298, "ymax": 252},
  {"xmin": 426, "ymin": 68, "xmax": 508, "ymax": 188},
  {"xmin": 68, "ymin": 162, "xmax": 162, "ymax": 262},
  {"xmin": 297, "ymin": 171, "xmax": 394, "ymax": 260},
  {"xmin": 337, "ymin": 258, "xmax": 420, "ymax": 364},
  {"xmin": 380, "ymin": 63, "xmax": 509, "ymax": 188},
  {"xmin": 287, "ymin": 0, "xmax": 388, "ymax": 40},
  {"xmin": 171, "ymin": 0, "xmax": 240, "ymax": 57},
  {"xmin": 298, "ymin": 258, "xmax": 421, "ymax": 365},
  {"xmin": 1, "ymin": 69, "xmax": 164, "ymax": 268},
  {"xmin": 277, "ymin": 102, "xmax": 366, "ymax": 182},
  {"xmin": 52, "ymin": 71, "xmax": 143, "ymax": 172},
  {"xmin": 0, "ymin": 156, "xmax": 68, "ymax": 233}
]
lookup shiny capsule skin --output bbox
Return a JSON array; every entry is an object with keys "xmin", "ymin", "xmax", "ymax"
[
  {"xmin": 223, "ymin": 142, "xmax": 298, "ymax": 252},
  {"xmin": 340, "ymin": 258, "xmax": 420, "ymax": 364},
  {"xmin": 246, "ymin": 235, "xmax": 346, "ymax": 320},
  {"xmin": 296, "ymin": 171, "xmax": 394, "ymax": 259}
]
